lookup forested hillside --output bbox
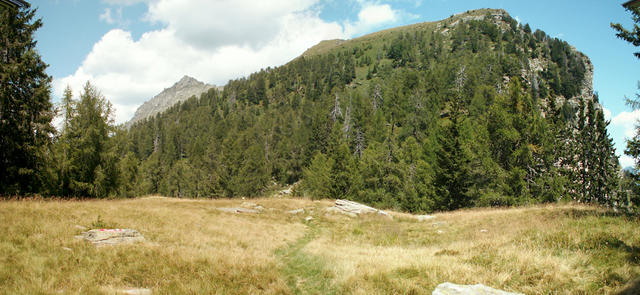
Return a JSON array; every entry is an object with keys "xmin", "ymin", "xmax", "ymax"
[{"xmin": 70, "ymin": 9, "xmax": 620, "ymax": 212}]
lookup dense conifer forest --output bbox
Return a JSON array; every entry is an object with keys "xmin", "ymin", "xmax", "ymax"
[
  {"xmin": 115, "ymin": 9, "xmax": 620, "ymax": 212},
  {"xmin": 2, "ymin": 7, "xmax": 629, "ymax": 213}
]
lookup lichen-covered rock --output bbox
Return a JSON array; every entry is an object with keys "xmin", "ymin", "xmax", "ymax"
[
  {"xmin": 432, "ymin": 283, "xmax": 523, "ymax": 295},
  {"xmin": 82, "ymin": 229, "xmax": 145, "ymax": 246}
]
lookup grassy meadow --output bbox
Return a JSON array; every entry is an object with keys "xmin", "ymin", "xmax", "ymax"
[{"xmin": 1, "ymin": 197, "xmax": 639, "ymax": 294}]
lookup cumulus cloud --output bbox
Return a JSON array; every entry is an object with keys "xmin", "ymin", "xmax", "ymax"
[
  {"xmin": 345, "ymin": 3, "xmax": 399, "ymax": 36},
  {"xmin": 145, "ymin": 0, "xmax": 321, "ymax": 49},
  {"xmin": 54, "ymin": 0, "xmax": 409, "ymax": 124},
  {"xmin": 611, "ymin": 109, "xmax": 640, "ymax": 138}
]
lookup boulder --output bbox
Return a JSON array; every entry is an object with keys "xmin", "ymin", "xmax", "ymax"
[
  {"xmin": 82, "ymin": 229, "xmax": 145, "ymax": 246},
  {"xmin": 432, "ymin": 283, "xmax": 523, "ymax": 295},
  {"xmin": 326, "ymin": 199, "xmax": 391, "ymax": 218}
]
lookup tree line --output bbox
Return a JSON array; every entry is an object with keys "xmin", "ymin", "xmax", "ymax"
[{"xmin": 2, "ymin": 6, "xmax": 635, "ymax": 213}]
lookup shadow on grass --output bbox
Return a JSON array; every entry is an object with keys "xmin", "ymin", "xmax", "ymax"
[{"xmin": 617, "ymin": 279, "xmax": 640, "ymax": 295}]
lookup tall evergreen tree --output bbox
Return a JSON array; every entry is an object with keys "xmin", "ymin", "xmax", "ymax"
[
  {"xmin": 62, "ymin": 82, "xmax": 118, "ymax": 198},
  {"xmin": 0, "ymin": 4, "xmax": 54, "ymax": 194}
]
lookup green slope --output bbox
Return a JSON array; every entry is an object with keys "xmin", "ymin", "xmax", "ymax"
[{"xmin": 121, "ymin": 8, "xmax": 620, "ymax": 212}]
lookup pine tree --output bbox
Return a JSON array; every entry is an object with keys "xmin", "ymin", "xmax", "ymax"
[{"xmin": 0, "ymin": 4, "xmax": 55, "ymax": 194}]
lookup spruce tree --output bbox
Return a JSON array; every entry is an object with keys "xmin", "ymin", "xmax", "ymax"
[
  {"xmin": 0, "ymin": 4, "xmax": 55, "ymax": 194},
  {"xmin": 434, "ymin": 99, "xmax": 472, "ymax": 210}
]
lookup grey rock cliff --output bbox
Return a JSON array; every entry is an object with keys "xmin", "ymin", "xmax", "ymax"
[{"xmin": 126, "ymin": 76, "xmax": 214, "ymax": 128}]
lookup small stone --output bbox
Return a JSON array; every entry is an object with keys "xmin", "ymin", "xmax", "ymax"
[
  {"xmin": 216, "ymin": 207, "xmax": 259, "ymax": 214},
  {"xmin": 286, "ymin": 209, "xmax": 304, "ymax": 214},
  {"xmin": 61, "ymin": 247, "xmax": 73, "ymax": 251},
  {"xmin": 432, "ymin": 282, "xmax": 523, "ymax": 295},
  {"xmin": 240, "ymin": 201, "xmax": 258, "ymax": 208},
  {"xmin": 416, "ymin": 215, "xmax": 436, "ymax": 221},
  {"xmin": 480, "ymin": 229, "xmax": 488, "ymax": 233},
  {"xmin": 121, "ymin": 288, "xmax": 152, "ymax": 295},
  {"xmin": 305, "ymin": 216, "xmax": 313, "ymax": 222},
  {"xmin": 436, "ymin": 230, "xmax": 444, "ymax": 234}
]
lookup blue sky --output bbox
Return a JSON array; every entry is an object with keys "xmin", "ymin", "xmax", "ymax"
[{"xmin": 30, "ymin": 0, "xmax": 640, "ymax": 167}]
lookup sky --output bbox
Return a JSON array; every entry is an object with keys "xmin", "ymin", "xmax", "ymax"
[{"xmin": 30, "ymin": 0, "xmax": 640, "ymax": 167}]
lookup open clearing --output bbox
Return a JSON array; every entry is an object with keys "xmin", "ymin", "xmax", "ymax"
[{"xmin": 1, "ymin": 197, "xmax": 639, "ymax": 294}]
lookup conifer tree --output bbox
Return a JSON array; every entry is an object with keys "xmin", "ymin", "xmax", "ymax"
[
  {"xmin": 434, "ymin": 98, "xmax": 472, "ymax": 210},
  {"xmin": 63, "ymin": 82, "xmax": 118, "ymax": 198},
  {"xmin": 0, "ymin": 4, "xmax": 55, "ymax": 194}
]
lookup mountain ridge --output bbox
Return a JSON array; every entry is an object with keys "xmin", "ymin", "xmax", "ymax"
[{"xmin": 125, "ymin": 75, "xmax": 215, "ymax": 128}]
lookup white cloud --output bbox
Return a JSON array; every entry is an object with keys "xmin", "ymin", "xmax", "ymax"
[
  {"xmin": 99, "ymin": 8, "xmax": 115, "ymax": 24},
  {"xmin": 345, "ymin": 3, "xmax": 399, "ymax": 36},
  {"xmin": 611, "ymin": 109, "xmax": 640, "ymax": 138},
  {"xmin": 603, "ymin": 106, "xmax": 612, "ymax": 121},
  {"xmin": 145, "ymin": 0, "xmax": 321, "ymax": 49},
  {"xmin": 102, "ymin": 0, "xmax": 145, "ymax": 6},
  {"xmin": 99, "ymin": 7, "xmax": 129, "ymax": 27},
  {"xmin": 620, "ymin": 154, "xmax": 635, "ymax": 169},
  {"xmin": 54, "ymin": 0, "xmax": 409, "ymax": 125}
]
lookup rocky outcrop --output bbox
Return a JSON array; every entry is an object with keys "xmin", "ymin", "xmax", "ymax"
[
  {"xmin": 126, "ymin": 76, "xmax": 214, "ymax": 128},
  {"xmin": 325, "ymin": 199, "xmax": 391, "ymax": 218},
  {"xmin": 432, "ymin": 283, "xmax": 523, "ymax": 295}
]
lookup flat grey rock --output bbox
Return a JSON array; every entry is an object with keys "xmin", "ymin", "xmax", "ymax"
[
  {"xmin": 286, "ymin": 209, "xmax": 304, "ymax": 214},
  {"xmin": 82, "ymin": 229, "xmax": 145, "ymax": 246},
  {"xmin": 416, "ymin": 215, "xmax": 436, "ymax": 221},
  {"xmin": 121, "ymin": 288, "xmax": 152, "ymax": 295},
  {"xmin": 216, "ymin": 207, "xmax": 259, "ymax": 214},
  {"xmin": 326, "ymin": 199, "xmax": 391, "ymax": 218},
  {"xmin": 432, "ymin": 283, "xmax": 523, "ymax": 295}
]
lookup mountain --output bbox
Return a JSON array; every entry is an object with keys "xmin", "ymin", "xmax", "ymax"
[
  {"xmin": 121, "ymin": 8, "xmax": 620, "ymax": 211},
  {"xmin": 125, "ymin": 75, "xmax": 215, "ymax": 128}
]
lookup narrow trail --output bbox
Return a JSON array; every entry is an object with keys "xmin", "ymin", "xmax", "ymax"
[{"xmin": 275, "ymin": 222, "xmax": 338, "ymax": 295}]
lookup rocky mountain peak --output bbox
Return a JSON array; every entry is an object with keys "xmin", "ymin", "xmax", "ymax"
[{"xmin": 125, "ymin": 76, "xmax": 214, "ymax": 128}]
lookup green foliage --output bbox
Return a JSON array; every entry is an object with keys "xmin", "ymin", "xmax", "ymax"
[
  {"xmin": 0, "ymin": 4, "xmax": 55, "ymax": 194},
  {"xmin": 54, "ymin": 82, "xmax": 119, "ymax": 198},
  {"xmin": 611, "ymin": 5, "xmax": 640, "ymax": 59},
  {"xmin": 104, "ymin": 10, "xmax": 622, "ymax": 212}
]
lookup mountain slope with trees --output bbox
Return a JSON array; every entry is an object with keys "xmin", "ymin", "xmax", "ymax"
[{"xmin": 116, "ymin": 8, "xmax": 621, "ymax": 212}]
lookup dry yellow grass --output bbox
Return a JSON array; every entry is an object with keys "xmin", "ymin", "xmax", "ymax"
[{"xmin": 0, "ymin": 198, "xmax": 638, "ymax": 294}]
